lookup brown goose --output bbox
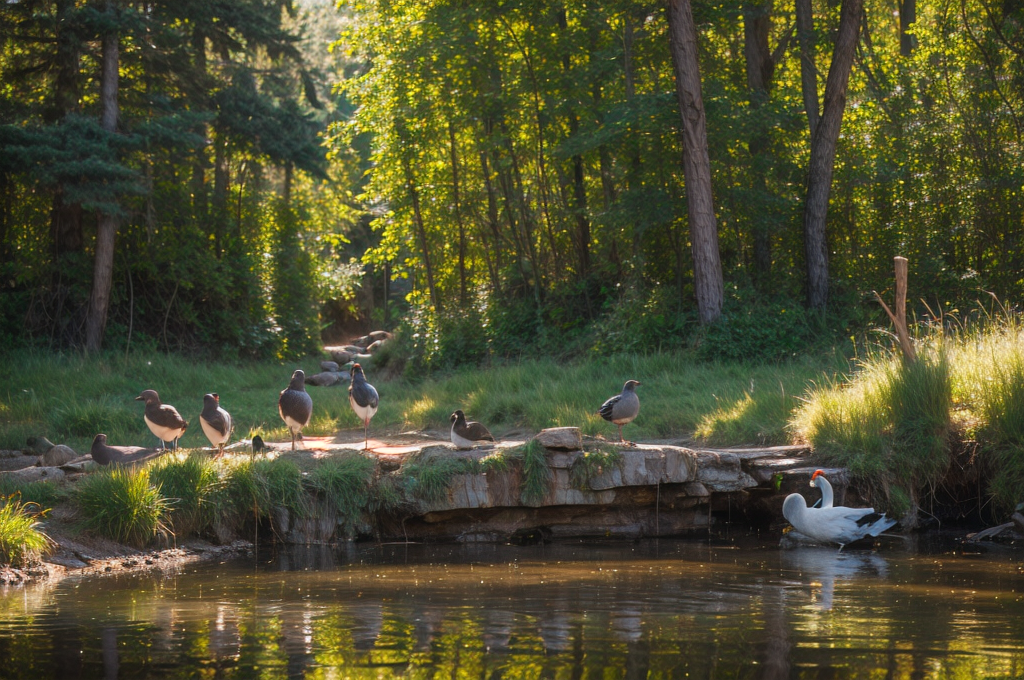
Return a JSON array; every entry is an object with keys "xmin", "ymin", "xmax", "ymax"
[
  {"xmin": 598, "ymin": 380, "xmax": 641, "ymax": 445},
  {"xmin": 135, "ymin": 390, "xmax": 188, "ymax": 449},
  {"xmin": 199, "ymin": 393, "xmax": 232, "ymax": 457},
  {"xmin": 278, "ymin": 370, "xmax": 313, "ymax": 451},
  {"xmin": 450, "ymin": 410, "xmax": 495, "ymax": 449},
  {"xmin": 90, "ymin": 434, "xmax": 162, "ymax": 466}
]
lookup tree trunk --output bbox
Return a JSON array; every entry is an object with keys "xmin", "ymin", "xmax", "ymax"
[
  {"xmin": 795, "ymin": 0, "xmax": 820, "ymax": 138},
  {"xmin": 85, "ymin": 14, "xmax": 119, "ymax": 353},
  {"xmin": 559, "ymin": 8, "xmax": 591, "ymax": 279},
  {"xmin": 803, "ymin": 0, "xmax": 863, "ymax": 311},
  {"xmin": 665, "ymin": 0, "xmax": 724, "ymax": 325},
  {"xmin": 49, "ymin": 0, "xmax": 83, "ymax": 257},
  {"xmin": 899, "ymin": 0, "xmax": 916, "ymax": 56},
  {"xmin": 448, "ymin": 120, "xmax": 467, "ymax": 305},
  {"xmin": 403, "ymin": 157, "xmax": 440, "ymax": 313}
]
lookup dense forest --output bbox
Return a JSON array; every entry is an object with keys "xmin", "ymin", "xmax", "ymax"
[{"xmin": 2, "ymin": 0, "xmax": 1022, "ymax": 366}]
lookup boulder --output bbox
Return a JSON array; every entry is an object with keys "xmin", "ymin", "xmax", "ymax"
[
  {"xmin": 695, "ymin": 451, "xmax": 759, "ymax": 492},
  {"xmin": 353, "ymin": 353, "xmax": 373, "ymax": 363},
  {"xmin": 535, "ymin": 427, "xmax": 582, "ymax": 451},
  {"xmin": 40, "ymin": 444, "xmax": 77, "ymax": 467},
  {"xmin": 0, "ymin": 455, "xmax": 40, "ymax": 471},
  {"xmin": 320, "ymin": 360, "xmax": 340, "ymax": 373},
  {"xmin": 341, "ymin": 344, "xmax": 364, "ymax": 353},
  {"xmin": 23, "ymin": 436, "xmax": 55, "ymax": 455},
  {"xmin": 306, "ymin": 371, "xmax": 342, "ymax": 387},
  {"xmin": 325, "ymin": 348, "xmax": 354, "ymax": 364},
  {"xmin": 588, "ymin": 447, "xmax": 696, "ymax": 490},
  {"xmin": 369, "ymin": 330, "xmax": 393, "ymax": 342},
  {"xmin": 1, "ymin": 466, "xmax": 64, "ymax": 483},
  {"xmin": 352, "ymin": 335, "xmax": 372, "ymax": 348},
  {"xmin": 366, "ymin": 339, "xmax": 385, "ymax": 352}
]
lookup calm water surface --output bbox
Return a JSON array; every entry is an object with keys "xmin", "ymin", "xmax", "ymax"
[{"xmin": 0, "ymin": 538, "xmax": 1022, "ymax": 679}]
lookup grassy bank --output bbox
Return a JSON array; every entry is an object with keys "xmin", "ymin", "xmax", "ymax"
[{"xmin": 0, "ymin": 350, "xmax": 842, "ymax": 452}]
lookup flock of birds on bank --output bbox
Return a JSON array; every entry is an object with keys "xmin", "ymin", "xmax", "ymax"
[{"xmin": 89, "ymin": 367, "xmax": 893, "ymax": 549}]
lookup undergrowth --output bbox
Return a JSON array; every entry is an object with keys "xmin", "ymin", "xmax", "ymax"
[
  {"xmin": 0, "ymin": 496, "xmax": 50, "ymax": 566},
  {"xmin": 74, "ymin": 466, "xmax": 168, "ymax": 548},
  {"xmin": 150, "ymin": 453, "xmax": 222, "ymax": 536},
  {"xmin": 309, "ymin": 453, "xmax": 376, "ymax": 530}
]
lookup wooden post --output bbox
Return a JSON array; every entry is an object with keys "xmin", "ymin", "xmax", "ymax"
[{"xmin": 874, "ymin": 256, "xmax": 916, "ymax": 362}]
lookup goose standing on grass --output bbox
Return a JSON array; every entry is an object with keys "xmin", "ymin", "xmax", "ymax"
[
  {"xmin": 199, "ymin": 393, "xmax": 232, "ymax": 457},
  {"xmin": 278, "ymin": 370, "xmax": 313, "ymax": 451},
  {"xmin": 450, "ymin": 410, "xmax": 495, "ymax": 449},
  {"xmin": 811, "ymin": 469, "xmax": 834, "ymax": 508},
  {"xmin": 598, "ymin": 380, "xmax": 641, "ymax": 445},
  {"xmin": 783, "ymin": 475, "xmax": 896, "ymax": 549},
  {"xmin": 349, "ymin": 363, "xmax": 379, "ymax": 451},
  {"xmin": 136, "ymin": 390, "xmax": 187, "ymax": 450}
]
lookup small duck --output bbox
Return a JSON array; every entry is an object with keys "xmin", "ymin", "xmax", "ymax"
[
  {"xmin": 135, "ymin": 390, "xmax": 187, "ymax": 450},
  {"xmin": 450, "ymin": 410, "xmax": 495, "ymax": 449},
  {"xmin": 278, "ymin": 370, "xmax": 312, "ymax": 451},
  {"xmin": 783, "ymin": 472, "xmax": 896, "ymax": 549},
  {"xmin": 199, "ymin": 393, "xmax": 232, "ymax": 457},
  {"xmin": 598, "ymin": 380, "xmax": 641, "ymax": 445},
  {"xmin": 349, "ymin": 363, "xmax": 379, "ymax": 451}
]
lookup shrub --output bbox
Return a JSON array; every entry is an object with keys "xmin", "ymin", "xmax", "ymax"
[
  {"xmin": 699, "ymin": 297, "xmax": 816, "ymax": 362},
  {"xmin": 0, "ymin": 496, "xmax": 50, "ymax": 566},
  {"xmin": 75, "ymin": 466, "xmax": 167, "ymax": 548},
  {"xmin": 150, "ymin": 453, "xmax": 222, "ymax": 536},
  {"xmin": 309, "ymin": 453, "xmax": 376, "ymax": 530},
  {"xmin": 217, "ymin": 457, "xmax": 304, "ymax": 526}
]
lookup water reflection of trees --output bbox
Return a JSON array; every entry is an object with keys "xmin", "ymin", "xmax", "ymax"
[{"xmin": 0, "ymin": 546, "xmax": 1021, "ymax": 679}]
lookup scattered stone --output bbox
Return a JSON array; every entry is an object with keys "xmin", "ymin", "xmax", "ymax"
[
  {"xmin": 353, "ymin": 353, "xmax": 373, "ymax": 362},
  {"xmin": 306, "ymin": 371, "xmax": 342, "ymax": 387},
  {"xmin": 40, "ymin": 444, "xmax": 77, "ymax": 467},
  {"xmin": 352, "ymin": 335, "xmax": 372, "ymax": 348},
  {"xmin": 0, "ymin": 455, "xmax": 40, "ymax": 471},
  {"xmin": 325, "ymin": 348, "xmax": 354, "ymax": 364},
  {"xmin": 60, "ymin": 456, "xmax": 99, "ymax": 473},
  {"xmin": 0, "ymin": 450, "xmax": 23, "ymax": 459},
  {"xmin": 535, "ymin": 427, "xmax": 582, "ymax": 451},
  {"xmin": 45, "ymin": 555, "xmax": 88, "ymax": 569},
  {"xmin": 369, "ymin": 330, "xmax": 393, "ymax": 342},
  {"xmin": 320, "ymin": 360, "xmax": 340, "ymax": 372},
  {"xmin": 341, "ymin": 344, "xmax": 364, "ymax": 353},
  {"xmin": 23, "ymin": 436, "xmax": 56, "ymax": 455},
  {"xmin": 366, "ymin": 339, "xmax": 385, "ymax": 352},
  {"xmin": 1, "ymin": 466, "xmax": 64, "ymax": 483}
]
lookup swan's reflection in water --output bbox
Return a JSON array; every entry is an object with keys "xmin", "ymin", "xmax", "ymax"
[{"xmin": 0, "ymin": 539, "xmax": 1020, "ymax": 680}]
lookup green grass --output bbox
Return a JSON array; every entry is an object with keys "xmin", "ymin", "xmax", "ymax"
[
  {"xmin": 0, "ymin": 496, "xmax": 50, "ymax": 566},
  {"xmin": 309, "ymin": 453, "xmax": 376, "ymax": 529},
  {"xmin": 217, "ymin": 457, "xmax": 305, "ymax": 525},
  {"xmin": 0, "ymin": 478, "xmax": 69, "ymax": 508},
  {"xmin": 0, "ymin": 349, "xmax": 841, "ymax": 452},
  {"xmin": 74, "ymin": 466, "xmax": 168, "ymax": 548},
  {"xmin": 150, "ymin": 453, "xmax": 222, "ymax": 536}
]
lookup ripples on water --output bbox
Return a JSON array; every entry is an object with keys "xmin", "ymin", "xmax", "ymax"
[{"xmin": 0, "ymin": 538, "xmax": 1021, "ymax": 679}]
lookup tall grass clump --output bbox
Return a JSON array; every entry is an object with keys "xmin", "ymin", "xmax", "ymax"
[
  {"xmin": 75, "ymin": 466, "xmax": 167, "ymax": 548},
  {"xmin": 950, "ymin": 313, "xmax": 1024, "ymax": 511},
  {"xmin": 309, "ymin": 453, "xmax": 376, "ymax": 529},
  {"xmin": 792, "ymin": 340, "xmax": 951, "ymax": 516},
  {"xmin": 217, "ymin": 457, "xmax": 304, "ymax": 526},
  {"xmin": 150, "ymin": 453, "xmax": 222, "ymax": 536},
  {"xmin": 400, "ymin": 454, "xmax": 479, "ymax": 503},
  {"xmin": 0, "ymin": 497, "xmax": 50, "ymax": 566}
]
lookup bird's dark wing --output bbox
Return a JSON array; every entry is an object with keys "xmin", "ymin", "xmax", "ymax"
[
  {"xmin": 202, "ymin": 408, "xmax": 230, "ymax": 437},
  {"xmin": 598, "ymin": 394, "xmax": 621, "ymax": 422},
  {"xmin": 149, "ymin": 403, "xmax": 188, "ymax": 430},
  {"xmin": 349, "ymin": 380, "xmax": 379, "ymax": 409},
  {"xmin": 279, "ymin": 388, "xmax": 313, "ymax": 426},
  {"xmin": 464, "ymin": 421, "xmax": 495, "ymax": 442}
]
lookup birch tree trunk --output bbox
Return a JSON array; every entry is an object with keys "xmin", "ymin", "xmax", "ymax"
[
  {"xmin": 666, "ymin": 0, "xmax": 724, "ymax": 324},
  {"xmin": 803, "ymin": 0, "xmax": 863, "ymax": 311}
]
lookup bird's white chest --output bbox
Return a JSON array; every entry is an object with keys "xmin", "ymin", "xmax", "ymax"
[
  {"xmin": 145, "ymin": 415, "xmax": 184, "ymax": 442},
  {"xmin": 451, "ymin": 426, "xmax": 476, "ymax": 450},
  {"xmin": 200, "ymin": 410, "xmax": 231, "ymax": 446},
  {"xmin": 350, "ymin": 395, "xmax": 378, "ymax": 422}
]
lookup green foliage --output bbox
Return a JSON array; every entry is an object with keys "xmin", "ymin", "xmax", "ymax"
[
  {"xmin": 0, "ymin": 496, "xmax": 50, "ymax": 567},
  {"xmin": 150, "ymin": 453, "xmax": 222, "ymax": 537},
  {"xmin": 698, "ymin": 297, "xmax": 818, "ymax": 362},
  {"xmin": 309, "ymin": 453, "xmax": 376, "ymax": 529},
  {"xmin": 217, "ymin": 457, "xmax": 305, "ymax": 525},
  {"xmin": 74, "ymin": 466, "xmax": 167, "ymax": 548},
  {"xmin": 515, "ymin": 440, "xmax": 551, "ymax": 505},
  {"xmin": 0, "ymin": 479, "xmax": 67, "ymax": 508},
  {"xmin": 400, "ymin": 454, "xmax": 478, "ymax": 503},
  {"xmin": 569, "ymin": 447, "xmax": 623, "ymax": 491}
]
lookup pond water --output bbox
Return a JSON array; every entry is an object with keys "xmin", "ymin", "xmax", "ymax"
[{"xmin": 0, "ymin": 538, "xmax": 1021, "ymax": 679}]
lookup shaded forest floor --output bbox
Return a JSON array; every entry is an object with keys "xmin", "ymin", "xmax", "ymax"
[{"xmin": 0, "ymin": 350, "xmax": 846, "ymax": 453}]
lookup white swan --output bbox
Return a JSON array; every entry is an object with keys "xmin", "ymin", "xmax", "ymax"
[
  {"xmin": 811, "ymin": 469, "xmax": 833, "ymax": 508},
  {"xmin": 783, "ymin": 472, "xmax": 896, "ymax": 548}
]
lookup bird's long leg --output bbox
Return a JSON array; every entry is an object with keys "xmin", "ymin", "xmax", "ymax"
[
  {"xmin": 364, "ymin": 420, "xmax": 369, "ymax": 451},
  {"xmin": 617, "ymin": 424, "xmax": 624, "ymax": 443},
  {"xmin": 291, "ymin": 430, "xmax": 296, "ymax": 451}
]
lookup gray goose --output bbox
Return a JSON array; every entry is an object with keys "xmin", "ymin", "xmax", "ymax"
[
  {"xmin": 278, "ymin": 370, "xmax": 313, "ymax": 451},
  {"xmin": 199, "ymin": 393, "xmax": 232, "ymax": 457},
  {"xmin": 349, "ymin": 363, "xmax": 379, "ymax": 450},
  {"xmin": 450, "ymin": 410, "xmax": 495, "ymax": 449},
  {"xmin": 90, "ymin": 434, "xmax": 162, "ymax": 466},
  {"xmin": 135, "ymin": 389, "xmax": 187, "ymax": 449},
  {"xmin": 598, "ymin": 380, "xmax": 641, "ymax": 445}
]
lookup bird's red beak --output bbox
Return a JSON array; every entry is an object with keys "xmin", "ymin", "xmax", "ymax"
[{"xmin": 811, "ymin": 469, "xmax": 824, "ymax": 480}]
